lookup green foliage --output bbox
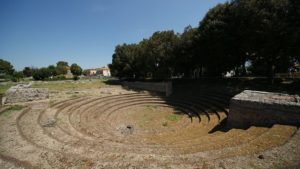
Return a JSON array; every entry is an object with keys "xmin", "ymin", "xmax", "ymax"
[
  {"xmin": 52, "ymin": 74, "xmax": 66, "ymax": 81},
  {"xmin": 166, "ymin": 114, "xmax": 181, "ymax": 122},
  {"xmin": 110, "ymin": 0, "xmax": 299, "ymax": 79},
  {"xmin": 22, "ymin": 67, "xmax": 34, "ymax": 77},
  {"xmin": 82, "ymin": 69, "xmax": 90, "ymax": 76},
  {"xmin": 56, "ymin": 61, "xmax": 68, "ymax": 67},
  {"xmin": 56, "ymin": 61, "xmax": 68, "ymax": 75},
  {"xmin": 32, "ymin": 67, "xmax": 51, "ymax": 80},
  {"xmin": 73, "ymin": 75, "xmax": 80, "ymax": 81},
  {"xmin": 11, "ymin": 71, "xmax": 24, "ymax": 82},
  {"xmin": 174, "ymin": 26, "xmax": 199, "ymax": 77},
  {"xmin": 0, "ymin": 59, "xmax": 14, "ymax": 77},
  {"xmin": 31, "ymin": 61, "xmax": 70, "ymax": 81},
  {"xmin": 48, "ymin": 65, "xmax": 57, "ymax": 77},
  {"xmin": 70, "ymin": 63, "xmax": 82, "ymax": 76},
  {"xmin": 0, "ymin": 83, "xmax": 13, "ymax": 94},
  {"xmin": 31, "ymin": 78, "xmax": 106, "ymax": 91},
  {"xmin": 111, "ymin": 31, "xmax": 179, "ymax": 80}
]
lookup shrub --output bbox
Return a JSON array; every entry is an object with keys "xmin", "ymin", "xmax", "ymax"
[
  {"xmin": 70, "ymin": 64, "xmax": 82, "ymax": 76},
  {"xmin": 52, "ymin": 75, "xmax": 66, "ymax": 81},
  {"xmin": 33, "ymin": 68, "xmax": 51, "ymax": 80},
  {"xmin": 11, "ymin": 71, "xmax": 24, "ymax": 82},
  {"xmin": 73, "ymin": 75, "xmax": 79, "ymax": 81}
]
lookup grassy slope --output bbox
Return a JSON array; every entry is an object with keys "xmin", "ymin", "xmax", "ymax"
[
  {"xmin": 0, "ymin": 83, "xmax": 14, "ymax": 94},
  {"xmin": 31, "ymin": 79, "xmax": 108, "ymax": 91}
]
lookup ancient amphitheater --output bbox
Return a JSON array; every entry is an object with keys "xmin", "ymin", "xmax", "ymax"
[{"xmin": 0, "ymin": 84, "xmax": 299, "ymax": 169}]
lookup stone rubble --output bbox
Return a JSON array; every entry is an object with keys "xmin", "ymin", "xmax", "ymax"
[{"xmin": 2, "ymin": 83, "xmax": 49, "ymax": 104}]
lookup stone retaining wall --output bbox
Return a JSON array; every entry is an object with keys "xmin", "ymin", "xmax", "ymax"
[
  {"xmin": 2, "ymin": 83, "xmax": 49, "ymax": 104},
  {"xmin": 123, "ymin": 81, "xmax": 172, "ymax": 96},
  {"xmin": 228, "ymin": 90, "xmax": 300, "ymax": 128}
]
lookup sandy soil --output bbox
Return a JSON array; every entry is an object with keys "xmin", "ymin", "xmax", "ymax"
[{"xmin": 0, "ymin": 85, "xmax": 299, "ymax": 169}]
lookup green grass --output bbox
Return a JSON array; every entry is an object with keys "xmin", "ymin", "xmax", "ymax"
[
  {"xmin": 1, "ymin": 105, "xmax": 24, "ymax": 118},
  {"xmin": 166, "ymin": 114, "xmax": 181, "ymax": 122},
  {"xmin": 0, "ymin": 83, "xmax": 14, "ymax": 94},
  {"xmin": 31, "ymin": 79, "xmax": 108, "ymax": 91},
  {"xmin": 144, "ymin": 105, "xmax": 157, "ymax": 111}
]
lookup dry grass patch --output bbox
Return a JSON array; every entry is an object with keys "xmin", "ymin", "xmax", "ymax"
[{"xmin": 32, "ymin": 79, "xmax": 108, "ymax": 91}]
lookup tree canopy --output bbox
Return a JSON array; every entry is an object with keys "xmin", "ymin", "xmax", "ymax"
[
  {"xmin": 110, "ymin": 0, "xmax": 300, "ymax": 80},
  {"xmin": 70, "ymin": 63, "xmax": 82, "ymax": 76},
  {"xmin": 56, "ymin": 61, "xmax": 69, "ymax": 75},
  {"xmin": 0, "ymin": 59, "xmax": 14, "ymax": 76}
]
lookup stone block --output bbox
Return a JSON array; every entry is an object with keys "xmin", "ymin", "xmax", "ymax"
[{"xmin": 228, "ymin": 90, "xmax": 300, "ymax": 128}]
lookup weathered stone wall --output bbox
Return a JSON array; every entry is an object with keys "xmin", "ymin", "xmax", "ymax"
[
  {"xmin": 2, "ymin": 83, "xmax": 49, "ymax": 104},
  {"xmin": 123, "ymin": 81, "xmax": 172, "ymax": 96},
  {"xmin": 228, "ymin": 90, "xmax": 300, "ymax": 128}
]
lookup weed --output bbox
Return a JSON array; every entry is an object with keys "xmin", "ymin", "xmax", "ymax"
[
  {"xmin": 1, "ymin": 105, "xmax": 24, "ymax": 118},
  {"xmin": 145, "ymin": 105, "xmax": 157, "ymax": 111},
  {"xmin": 166, "ymin": 114, "xmax": 181, "ymax": 122}
]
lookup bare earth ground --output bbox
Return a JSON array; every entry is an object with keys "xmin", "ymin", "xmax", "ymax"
[{"xmin": 0, "ymin": 79, "xmax": 299, "ymax": 169}]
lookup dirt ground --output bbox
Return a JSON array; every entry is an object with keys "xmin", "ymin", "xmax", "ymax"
[{"xmin": 0, "ymin": 80, "xmax": 299, "ymax": 169}]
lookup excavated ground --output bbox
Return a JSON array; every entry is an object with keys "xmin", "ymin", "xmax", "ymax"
[{"xmin": 0, "ymin": 84, "xmax": 299, "ymax": 169}]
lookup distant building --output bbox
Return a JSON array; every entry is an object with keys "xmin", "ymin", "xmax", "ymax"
[
  {"xmin": 84, "ymin": 66, "xmax": 111, "ymax": 77},
  {"xmin": 89, "ymin": 69, "xmax": 97, "ymax": 76},
  {"xmin": 99, "ymin": 67, "xmax": 111, "ymax": 77}
]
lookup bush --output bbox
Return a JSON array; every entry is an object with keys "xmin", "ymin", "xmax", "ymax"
[
  {"xmin": 10, "ymin": 76, "xmax": 18, "ymax": 82},
  {"xmin": 11, "ymin": 71, "xmax": 24, "ymax": 82},
  {"xmin": 22, "ymin": 67, "xmax": 34, "ymax": 77},
  {"xmin": 33, "ymin": 68, "xmax": 51, "ymax": 80},
  {"xmin": 73, "ymin": 75, "xmax": 79, "ymax": 81},
  {"xmin": 52, "ymin": 75, "xmax": 66, "ymax": 81},
  {"xmin": 70, "ymin": 63, "xmax": 82, "ymax": 76}
]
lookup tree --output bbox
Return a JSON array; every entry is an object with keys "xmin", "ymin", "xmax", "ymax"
[
  {"xmin": 70, "ymin": 63, "xmax": 82, "ymax": 76},
  {"xmin": 11, "ymin": 71, "xmax": 24, "ymax": 82},
  {"xmin": 48, "ymin": 65, "xmax": 57, "ymax": 77},
  {"xmin": 32, "ymin": 68, "xmax": 51, "ymax": 80},
  {"xmin": 287, "ymin": 0, "xmax": 300, "ymax": 63},
  {"xmin": 0, "ymin": 59, "xmax": 14, "ymax": 76},
  {"xmin": 23, "ymin": 67, "xmax": 34, "ymax": 77},
  {"xmin": 235, "ymin": 0, "xmax": 294, "ymax": 77},
  {"xmin": 111, "ymin": 43, "xmax": 142, "ymax": 79},
  {"xmin": 175, "ymin": 26, "xmax": 200, "ymax": 78},
  {"xmin": 197, "ymin": 2, "xmax": 241, "ymax": 76},
  {"xmin": 110, "ymin": 0, "xmax": 299, "ymax": 79},
  {"xmin": 56, "ymin": 61, "xmax": 68, "ymax": 75},
  {"xmin": 82, "ymin": 69, "xmax": 90, "ymax": 76},
  {"xmin": 147, "ymin": 31, "xmax": 180, "ymax": 79}
]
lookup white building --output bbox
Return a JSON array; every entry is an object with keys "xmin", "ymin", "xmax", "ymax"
[{"xmin": 85, "ymin": 67, "xmax": 111, "ymax": 77}]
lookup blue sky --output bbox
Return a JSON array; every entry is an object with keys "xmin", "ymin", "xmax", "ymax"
[{"xmin": 0, "ymin": 0, "xmax": 226, "ymax": 70}]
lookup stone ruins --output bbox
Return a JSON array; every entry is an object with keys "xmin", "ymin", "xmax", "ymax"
[
  {"xmin": 2, "ymin": 83, "xmax": 49, "ymax": 104},
  {"xmin": 228, "ymin": 90, "xmax": 300, "ymax": 128}
]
